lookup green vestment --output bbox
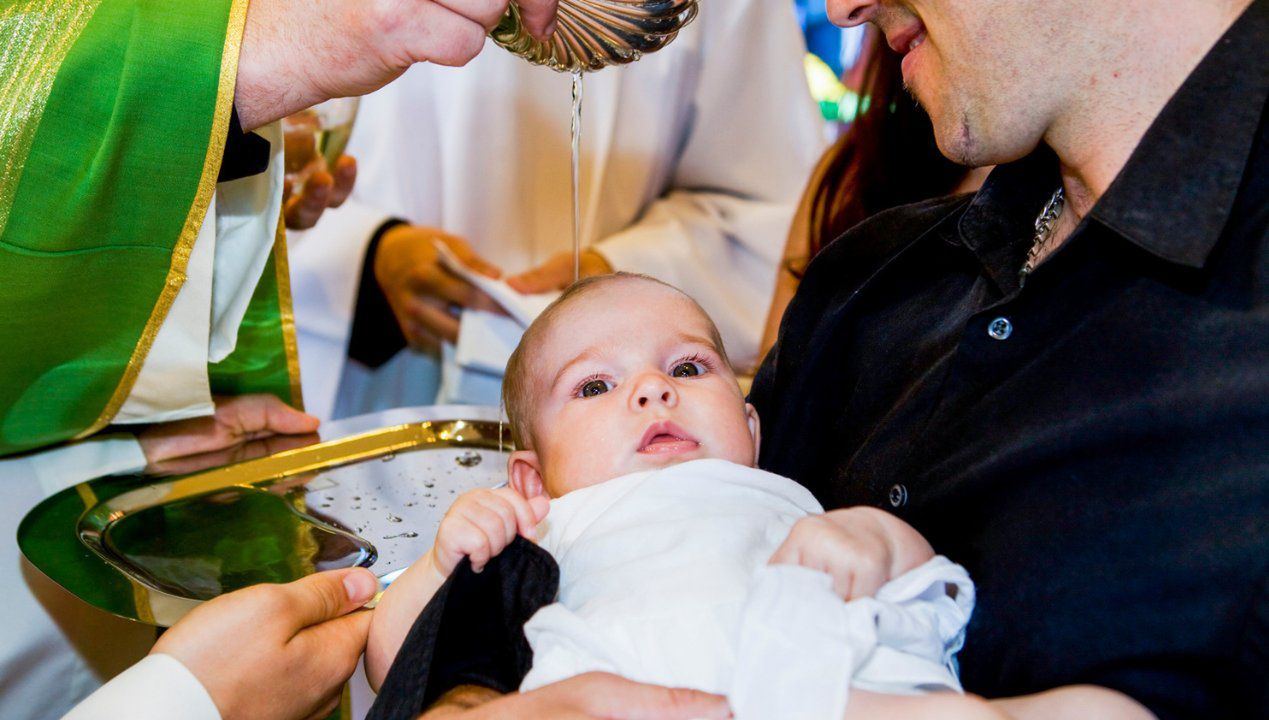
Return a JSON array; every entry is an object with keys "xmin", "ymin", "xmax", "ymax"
[{"xmin": 0, "ymin": 0, "xmax": 301, "ymax": 457}]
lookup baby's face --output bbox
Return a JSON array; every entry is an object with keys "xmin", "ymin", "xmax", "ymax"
[{"xmin": 523, "ymin": 280, "xmax": 759, "ymax": 497}]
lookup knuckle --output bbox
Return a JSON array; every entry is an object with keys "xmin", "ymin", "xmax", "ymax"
[
  {"xmin": 253, "ymin": 584, "xmax": 286, "ymax": 612},
  {"xmin": 247, "ymin": 584, "xmax": 289, "ymax": 615},
  {"xmin": 578, "ymin": 671, "xmax": 617, "ymax": 694},
  {"xmin": 860, "ymin": 555, "xmax": 886, "ymax": 580},
  {"xmin": 367, "ymin": 0, "xmax": 407, "ymax": 39},
  {"xmin": 304, "ymin": 578, "xmax": 344, "ymax": 618},
  {"xmin": 665, "ymin": 686, "xmax": 705, "ymax": 708},
  {"xmin": 453, "ymin": 25, "xmax": 487, "ymax": 65},
  {"xmin": 789, "ymin": 516, "xmax": 823, "ymax": 541},
  {"xmin": 478, "ymin": 0, "xmax": 509, "ymax": 27},
  {"xmin": 500, "ymin": 500, "xmax": 523, "ymax": 523}
]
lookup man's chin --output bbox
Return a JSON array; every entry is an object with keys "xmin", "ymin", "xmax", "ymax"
[{"xmin": 931, "ymin": 113, "xmax": 988, "ymax": 167}]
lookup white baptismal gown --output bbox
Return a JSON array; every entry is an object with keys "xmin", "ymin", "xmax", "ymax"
[{"xmin": 521, "ymin": 459, "xmax": 975, "ymax": 719}]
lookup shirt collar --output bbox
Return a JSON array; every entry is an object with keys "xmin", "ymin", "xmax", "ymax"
[
  {"xmin": 955, "ymin": 1, "xmax": 1268, "ymax": 288},
  {"xmin": 1090, "ymin": 1, "xmax": 1268, "ymax": 268},
  {"xmin": 954, "ymin": 149, "xmax": 1060, "ymax": 295}
]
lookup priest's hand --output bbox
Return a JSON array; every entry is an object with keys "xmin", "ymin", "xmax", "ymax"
[
  {"xmin": 374, "ymin": 224, "xmax": 505, "ymax": 348},
  {"xmin": 235, "ymin": 0, "xmax": 560, "ymax": 131},
  {"xmin": 137, "ymin": 394, "xmax": 320, "ymax": 473},
  {"xmin": 152, "ymin": 567, "xmax": 377, "ymax": 720},
  {"xmin": 506, "ymin": 248, "xmax": 613, "ymax": 294}
]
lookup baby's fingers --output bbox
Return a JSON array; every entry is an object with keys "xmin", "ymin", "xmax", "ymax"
[
  {"xmin": 528, "ymin": 495, "xmax": 550, "ymax": 526},
  {"xmin": 768, "ymin": 514, "xmax": 824, "ymax": 567},
  {"xmin": 463, "ymin": 506, "xmax": 516, "ymax": 571},
  {"xmin": 489, "ymin": 486, "xmax": 548, "ymax": 537},
  {"xmin": 433, "ymin": 516, "xmax": 489, "ymax": 575},
  {"xmin": 840, "ymin": 557, "xmax": 887, "ymax": 599},
  {"xmin": 471, "ymin": 491, "xmax": 521, "ymax": 542},
  {"xmin": 766, "ymin": 538, "xmax": 800, "ymax": 568},
  {"xmin": 768, "ymin": 515, "xmax": 888, "ymax": 600}
]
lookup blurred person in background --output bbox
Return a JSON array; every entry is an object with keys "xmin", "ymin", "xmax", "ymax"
[{"xmin": 288, "ymin": 0, "xmax": 827, "ymax": 419}]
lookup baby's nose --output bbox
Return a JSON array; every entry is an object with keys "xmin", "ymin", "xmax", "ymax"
[
  {"xmin": 630, "ymin": 374, "xmax": 678, "ymax": 409},
  {"xmin": 637, "ymin": 389, "xmax": 672, "ymax": 407}
]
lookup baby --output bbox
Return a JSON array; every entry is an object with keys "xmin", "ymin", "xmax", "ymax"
[{"xmin": 368, "ymin": 273, "xmax": 992, "ymax": 719}]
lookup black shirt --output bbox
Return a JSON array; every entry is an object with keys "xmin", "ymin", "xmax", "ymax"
[{"xmin": 749, "ymin": 4, "xmax": 1268, "ymax": 718}]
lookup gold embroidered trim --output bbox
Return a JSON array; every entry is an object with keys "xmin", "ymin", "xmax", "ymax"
[
  {"xmin": 272, "ymin": 217, "xmax": 306, "ymax": 411},
  {"xmin": 0, "ymin": 0, "xmax": 103, "ymax": 239},
  {"xmin": 76, "ymin": 0, "xmax": 251, "ymax": 440}
]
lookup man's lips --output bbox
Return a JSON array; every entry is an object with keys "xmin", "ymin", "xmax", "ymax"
[
  {"xmin": 886, "ymin": 21, "xmax": 927, "ymax": 56},
  {"xmin": 637, "ymin": 421, "xmax": 700, "ymax": 454}
]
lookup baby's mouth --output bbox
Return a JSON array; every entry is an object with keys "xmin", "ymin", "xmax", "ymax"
[{"xmin": 637, "ymin": 421, "xmax": 700, "ymax": 454}]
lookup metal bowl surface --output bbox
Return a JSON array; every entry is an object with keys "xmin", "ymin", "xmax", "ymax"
[{"xmin": 19, "ymin": 412, "xmax": 510, "ymax": 626}]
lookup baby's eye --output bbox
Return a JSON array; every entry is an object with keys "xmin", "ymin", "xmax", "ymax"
[
  {"xmin": 671, "ymin": 361, "xmax": 704, "ymax": 378},
  {"xmin": 579, "ymin": 379, "xmax": 611, "ymax": 397}
]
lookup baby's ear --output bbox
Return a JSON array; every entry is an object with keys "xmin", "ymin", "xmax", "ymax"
[
  {"xmin": 508, "ymin": 450, "xmax": 547, "ymax": 500},
  {"xmin": 744, "ymin": 402, "xmax": 762, "ymax": 465}
]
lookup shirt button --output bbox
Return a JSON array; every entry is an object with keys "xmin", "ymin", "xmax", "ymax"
[
  {"xmin": 888, "ymin": 484, "xmax": 909, "ymax": 508},
  {"xmin": 988, "ymin": 317, "xmax": 1013, "ymax": 340}
]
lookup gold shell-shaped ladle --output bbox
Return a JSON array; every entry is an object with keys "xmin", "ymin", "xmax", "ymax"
[{"xmin": 491, "ymin": 0, "xmax": 700, "ymax": 73}]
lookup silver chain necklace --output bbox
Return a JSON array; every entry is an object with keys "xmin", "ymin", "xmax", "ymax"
[{"xmin": 1019, "ymin": 187, "xmax": 1065, "ymax": 285}]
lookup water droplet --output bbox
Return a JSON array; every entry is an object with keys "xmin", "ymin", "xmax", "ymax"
[
  {"xmin": 352, "ymin": 496, "xmax": 361, "ymax": 501},
  {"xmin": 320, "ymin": 503, "xmax": 331, "ymax": 508},
  {"xmin": 381, "ymin": 453, "xmax": 396, "ymax": 463},
  {"xmin": 384, "ymin": 531, "xmax": 419, "ymax": 540},
  {"xmin": 387, "ymin": 514, "xmax": 403, "ymax": 523},
  {"xmin": 405, "ymin": 501, "xmax": 416, "ymax": 507},
  {"xmin": 456, "ymin": 451, "xmax": 482, "ymax": 468}
]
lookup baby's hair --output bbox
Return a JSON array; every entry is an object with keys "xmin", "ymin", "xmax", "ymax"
[{"xmin": 501, "ymin": 272, "xmax": 729, "ymax": 450}]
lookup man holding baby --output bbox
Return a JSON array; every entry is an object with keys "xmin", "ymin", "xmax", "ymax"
[{"xmin": 404, "ymin": 0, "xmax": 1268, "ymax": 717}]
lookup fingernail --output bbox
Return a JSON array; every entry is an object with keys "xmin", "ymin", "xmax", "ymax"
[{"xmin": 343, "ymin": 570, "xmax": 379, "ymax": 603}]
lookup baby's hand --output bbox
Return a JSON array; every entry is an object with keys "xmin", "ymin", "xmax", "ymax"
[
  {"xmin": 431, "ymin": 487, "xmax": 550, "ymax": 576},
  {"xmin": 768, "ymin": 506, "xmax": 935, "ymax": 600}
]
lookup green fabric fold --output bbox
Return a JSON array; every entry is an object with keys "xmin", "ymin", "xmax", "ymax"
[{"xmin": 0, "ymin": 0, "xmax": 294, "ymax": 457}]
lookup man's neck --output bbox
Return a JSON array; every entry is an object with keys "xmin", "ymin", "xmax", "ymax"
[{"xmin": 1046, "ymin": 0, "xmax": 1252, "ymax": 224}]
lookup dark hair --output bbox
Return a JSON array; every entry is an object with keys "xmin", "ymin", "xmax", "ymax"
[{"xmin": 800, "ymin": 33, "xmax": 969, "ymax": 268}]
